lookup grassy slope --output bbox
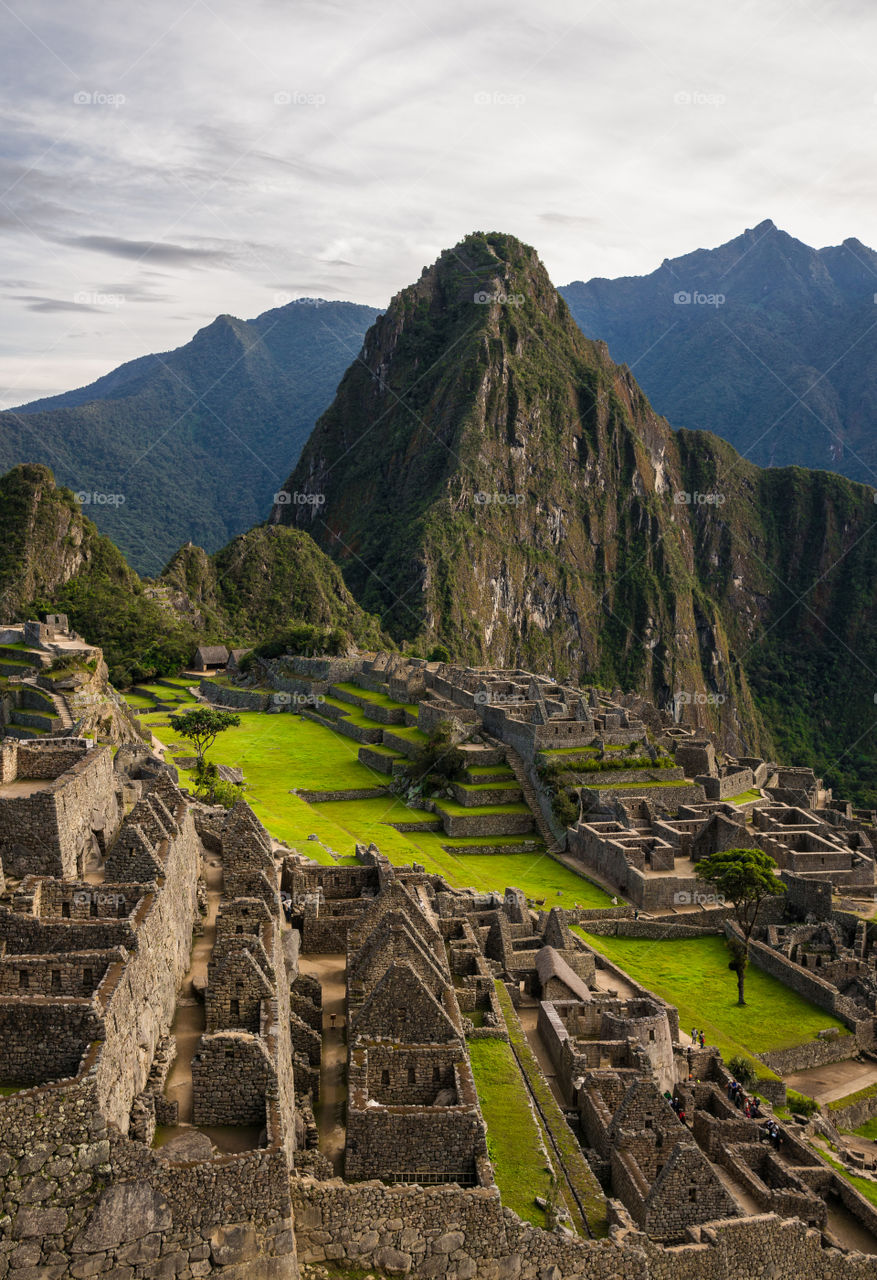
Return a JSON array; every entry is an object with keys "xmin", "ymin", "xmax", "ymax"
[
  {"xmin": 576, "ymin": 931, "xmax": 846, "ymax": 1069},
  {"xmin": 138, "ymin": 697, "xmax": 612, "ymax": 902},
  {"xmin": 467, "ymin": 1038, "xmax": 552, "ymax": 1227}
]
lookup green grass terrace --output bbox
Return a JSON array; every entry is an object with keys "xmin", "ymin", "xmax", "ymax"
[
  {"xmin": 129, "ymin": 691, "xmax": 614, "ymax": 907},
  {"xmin": 575, "ymin": 931, "xmax": 847, "ymax": 1080}
]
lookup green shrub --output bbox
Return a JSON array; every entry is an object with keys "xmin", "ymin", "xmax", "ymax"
[
  {"xmin": 787, "ymin": 1089, "xmax": 819, "ymax": 1117},
  {"xmin": 551, "ymin": 787, "xmax": 580, "ymax": 828},
  {"xmin": 727, "ymin": 1055, "xmax": 757, "ymax": 1088}
]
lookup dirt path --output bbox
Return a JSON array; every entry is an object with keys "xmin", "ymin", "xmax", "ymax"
[
  {"xmin": 164, "ymin": 847, "xmax": 222, "ymax": 1125},
  {"xmin": 711, "ymin": 1160, "xmax": 761, "ymax": 1214},
  {"xmin": 784, "ymin": 1058, "xmax": 877, "ymax": 1106},
  {"xmin": 824, "ymin": 1193, "xmax": 877, "ymax": 1254},
  {"xmin": 299, "ymin": 952, "xmax": 347, "ymax": 1175},
  {"xmin": 517, "ymin": 1001, "xmax": 567, "ymax": 1107}
]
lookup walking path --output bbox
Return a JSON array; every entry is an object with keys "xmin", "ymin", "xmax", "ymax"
[
  {"xmin": 298, "ymin": 952, "xmax": 347, "ymax": 1175},
  {"xmin": 517, "ymin": 1000, "xmax": 567, "ymax": 1107},
  {"xmin": 785, "ymin": 1057, "xmax": 877, "ymax": 1106},
  {"xmin": 164, "ymin": 847, "xmax": 222, "ymax": 1126}
]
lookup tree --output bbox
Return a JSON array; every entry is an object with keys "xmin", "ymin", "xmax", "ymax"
[
  {"xmin": 427, "ymin": 643, "xmax": 451, "ymax": 663},
  {"xmin": 400, "ymin": 720, "xmax": 464, "ymax": 793},
  {"xmin": 694, "ymin": 847, "xmax": 785, "ymax": 1006},
  {"xmin": 168, "ymin": 706, "xmax": 241, "ymax": 767}
]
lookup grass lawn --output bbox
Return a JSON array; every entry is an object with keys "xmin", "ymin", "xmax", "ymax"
[
  {"xmin": 854, "ymin": 1117, "xmax": 877, "ymax": 1141},
  {"xmin": 467, "ymin": 1037, "xmax": 552, "ymax": 1227},
  {"xmin": 576, "ymin": 931, "xmax": 847, "ymax": 1073},
  {"xmin": 331, "ymin": 682, "xmax": 414, "ymax": 713},
  {"xmin": 127, "ymin": 695, "xmax": 614, "ymax": 904},
  {"xmin": 812, "ymin": 1142, "xmax": 877, "ymax": 1209},
  {"xmin": 727, "ymin": 789, "xmax": 763, "ymax": 804}
]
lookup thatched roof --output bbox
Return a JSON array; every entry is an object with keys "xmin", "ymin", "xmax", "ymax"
[{"xmin": 534, "ymin": 945, "xmax": 592, "ymax": 1002}]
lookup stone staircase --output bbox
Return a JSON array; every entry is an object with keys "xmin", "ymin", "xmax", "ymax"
[
  {"xmin": 1, "ymin": 678, "xmax": 74, "ymax": 739},
  {"xmin": 502, "ymin": 742, "xmax": 565, "ymax": 854}
]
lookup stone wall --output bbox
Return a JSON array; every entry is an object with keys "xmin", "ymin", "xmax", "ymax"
[
  {"xmin": 0, "ymin": 1067, "xmax": 297, "ymax": 1278},
  {"xmin": 16, "ymin": 738, "xmax": 90, "ymax": 778},
  {"xmin": 758, "ymin": 1032, "xmax": 859, "ymax": 1074},
  {"xmin": 200, "ymin": 679, "xmax": 273, "ymax": 711},
  {"xmin": 827, "ymin": 1087, "xmax": 877, "ymax": 1131},
  {"xmin": 290, "ymin": 1175, "xmax": 877, "ymax": 1280},
  {"xmin": 192, "ymin": 1032, "xmax": 274, "ymax": 1126},
  {"xmin": 0, "ymin": 744, "xmax": 120, "ymax": 879}
]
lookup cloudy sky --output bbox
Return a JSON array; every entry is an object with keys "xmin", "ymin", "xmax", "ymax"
[{"xmin": 1, "ymin": 0, "xmax": 875, "ymax": 405}]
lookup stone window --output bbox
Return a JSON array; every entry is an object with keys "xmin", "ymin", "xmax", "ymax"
[
  {"xmin": 83, "ymin": 968, "xmax": 93, "ymax": 990},
  {"xmin": 51, "ymin": 970, "xmax": 61, "ymax": 991},
  {"xmin": 408, "ymin": 1067, "xmax": 416, "ymax": 1084},
  {"xmin": 225, "ymin": 1049, "xmax": 234, "ymax": 1059},
  {"xmin": 649, "ymin": 1029, "xmax": 655, "ymax": 1041},
  {"xmin": 62, "ymin": 902, "xmax": 70, "ymax": 918},
  {"xmin": 433, "ymin": 1066, "xmax": 441, "ymax": 1082},
  {"xmin": 688, "ymin": 1188, "xmax": 697, "ymax": 1202},
  {"xmin": 18, "ymin": 970, "xmax": 29, "ymax": 989},
  {"xmin": 381, "ymin": 1069, "xmax": 390, "ymax": 1086},
  {"xmin": 230, "ymin": 998, "xmax": 240, "ymax": 1021}
]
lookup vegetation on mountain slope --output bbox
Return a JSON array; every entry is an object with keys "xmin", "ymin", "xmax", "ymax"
[
  {"xmin": 0, "ymin": 464, "xmax": 386, "ymax": 686},
  {"xmin": 275, "ymin": 231, "xmax": 877, "ymax": 802},
  {"xmin": 0, "ymin": 300, "xmax": 378, "ymax": 574}
]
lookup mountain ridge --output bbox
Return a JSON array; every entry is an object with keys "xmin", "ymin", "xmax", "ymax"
[
  {"xmin": 274, "ymin": 230, "xmax": 877, "ymax": 802},
  {"xmin": 0, "ymin": 299, "xmax": 380, "ymax": 574},
  {"xmin": 559, "ymin": 220, "xmax": 877, "ymax": 484}
]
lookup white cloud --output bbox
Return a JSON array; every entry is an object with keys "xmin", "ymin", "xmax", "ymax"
[{"xmin": 0, "ymin": 0, "xmax": 875, "ymax": 403}]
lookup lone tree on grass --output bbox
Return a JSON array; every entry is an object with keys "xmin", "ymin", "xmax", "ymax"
[
  {"xmin": 168, "ymin": 706, "xmax": 241, "ymax": 769},
  {"xmin": 694, "ymin": 847, "xmax": 785, "ymax": 1006}
]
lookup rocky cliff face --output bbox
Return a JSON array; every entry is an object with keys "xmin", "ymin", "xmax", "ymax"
[
  {"xmin": 274, "ymin": 233, "xmax": 877, "ymax": 797},
  {"xmin": 0, "ymin": 463, "xmax": 136, "ymax": 618}
]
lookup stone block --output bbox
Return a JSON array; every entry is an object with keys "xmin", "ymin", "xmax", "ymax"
[
  {"xmin": 433, "ymin": 1233, "xmax": 466, "ymax": 1254},
  {"xmin": 71, "ymin": 1183, "xmax": 172, "ymax": 1251},
  {"xmin": 374, "ymin": 1247, "xmax": 412, "ymax": 1273},
  {"xmin": 12, "ymin": 1206, "xmax": 68, "ymax": 1238}
]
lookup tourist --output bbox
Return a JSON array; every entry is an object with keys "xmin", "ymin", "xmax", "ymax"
[
  {"xmin": 699, "ymin": 1030, "xmax": 705, "ymax": 1048},
  {"xmin": 692, "ymin": 1027, "xmax": 698, "ymax": 1043}
]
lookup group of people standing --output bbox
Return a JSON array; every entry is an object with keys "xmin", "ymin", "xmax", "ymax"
[
  {"xmin": 690, "ymin": 1026, "xmax": 706, "ymax": 1048},
  {"xmin": 727, "ymin": 1077, "xmax": 762, "ymax": 1120}
]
